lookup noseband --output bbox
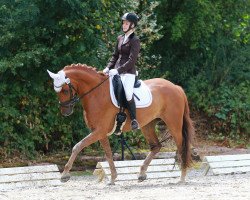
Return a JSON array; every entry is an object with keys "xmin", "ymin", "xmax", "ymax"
[
  {"xmin": 59, "ymin": 76, "xmax": 109, "ymax": 108},
  {"xmin": 59, "ymin": 82, "xmax": 79, "ymax": 108}
]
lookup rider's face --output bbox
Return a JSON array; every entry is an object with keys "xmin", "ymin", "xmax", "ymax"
[{"xmin": 122, "ymin": 20, "xmax": 132, "ymax": 32}]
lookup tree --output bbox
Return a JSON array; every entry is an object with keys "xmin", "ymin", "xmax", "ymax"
[
  {"xmin": 0, "ymin": 0, "xmax": 134, "ymax": 155},
  {"xmin": 152, "ymin": 0, "xmax": 250, "ymax": 139},
  {"xmin": 0, "ymin": 0, "xmax": 161, "ymax": 155}
]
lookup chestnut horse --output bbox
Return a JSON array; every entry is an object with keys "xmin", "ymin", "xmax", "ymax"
[{"xmin": 47, "ymin": 63, "xmax": 194, "ymax": 184}]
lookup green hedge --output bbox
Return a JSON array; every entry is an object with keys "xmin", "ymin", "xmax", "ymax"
[{"xmin": 0, "ymin": 0, "xmax": 249, "ymax": 157}]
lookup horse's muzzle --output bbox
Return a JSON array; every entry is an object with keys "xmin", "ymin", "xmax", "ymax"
[{"xmin": 61, "ymin": 105, "xmax": 74, "ymax": 116}]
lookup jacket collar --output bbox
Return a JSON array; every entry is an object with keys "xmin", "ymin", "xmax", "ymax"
[{"xmin": 121, "ymin": 32, "xmax": 135, "ymax": 46}]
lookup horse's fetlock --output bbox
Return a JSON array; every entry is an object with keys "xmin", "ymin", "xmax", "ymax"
[
  {"xmin": 64, "ymin": 163, "xmax": 71, "ymax": 171},
  {"xmin": 140, "ymin": 166, "xmax": 146, "ymax": 173}
]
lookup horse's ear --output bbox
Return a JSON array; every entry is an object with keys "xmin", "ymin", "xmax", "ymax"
[{"xmin": 47, "ymin": 70, "xmax": 59, "ymax": 79}]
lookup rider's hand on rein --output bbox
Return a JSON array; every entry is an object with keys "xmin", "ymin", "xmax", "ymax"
[{"xmin": 109, "ymin": 69, "xmax": 118, "ymax": 76}]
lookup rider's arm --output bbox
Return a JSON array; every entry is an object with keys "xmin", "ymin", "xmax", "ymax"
[{"xmin": 106, "ymin": 36, "xmax": 120, "ymax": 69}]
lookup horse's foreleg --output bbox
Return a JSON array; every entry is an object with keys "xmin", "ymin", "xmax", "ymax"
[
  {"xmin": 99, "ymin": 137, "xmax": 117, "ymax": 185},
  {"xmin": 61, "ymin": 132, "xmax": 100, "ymax": 182},
  {"xmin": 139, "ymin": 120, "xmax": 161, "ymax": 182}
]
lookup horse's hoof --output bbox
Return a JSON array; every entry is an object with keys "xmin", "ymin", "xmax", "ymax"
[
  {"xmin": 138, "ymin": 174, "xmax": 147, "ymax": 182},
  {"xmin": 61, "ymin": 173, "xmax": 71, "ymax": 183},
  {"xmin": 107, "ymin": 181, "xmax": 115, "ymax": 186},
  {"xmin": 177, "ymin": 180, "xmax": 187, "ymax": 185}
]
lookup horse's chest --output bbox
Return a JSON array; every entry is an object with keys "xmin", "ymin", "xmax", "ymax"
[{"xmin": 83, "ymin": 110, "xmax": 95, "ymax": 130}]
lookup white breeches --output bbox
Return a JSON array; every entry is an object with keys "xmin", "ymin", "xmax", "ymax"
[{"xmin": 120, "ymin": 73, "xmax": 135, "ymax": 101}]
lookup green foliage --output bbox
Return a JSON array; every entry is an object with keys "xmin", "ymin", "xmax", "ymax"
[
  {"xmin": 1, "ymin": 0, "xmax": 161, "ymax": 156},
  {"xmin": 189, "ymin": 77, "xmax": 250, "ymax": 138},
  {"xmin": 136, "ymin": 0, "xmax": 164, "ymax": 79},
  {"xmin": 0, "ymin": 0, "xmax": 136, "ymax": 156},
  {"xmin": 150, "ymin": 0, "xmax": 250, "ymax": 139},
  {"xmin": 1, "ymin": 0, "xmax": 249, "ymax": 157}
]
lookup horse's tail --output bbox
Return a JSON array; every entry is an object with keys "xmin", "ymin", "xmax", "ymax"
[{"xmin": 181, "ymin": 94, "xmax": 195, "ymax": 169}]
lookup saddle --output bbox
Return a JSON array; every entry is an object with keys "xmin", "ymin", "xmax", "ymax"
[
  {"xmin": 110, "ymin": 75, "xmax": 152, "ymax": 135},
  {"xmin": 112, "ymin": 75, "xmax": 141, "ymax": 109}
]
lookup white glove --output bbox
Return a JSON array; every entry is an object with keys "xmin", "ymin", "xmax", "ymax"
[
  {"xmin": 109, "ymin": 69, "xmax": 118, "ymax": 76},
  {"xmin": 103, "ymin": 67, "xmax": 109, "ymax": 74}
]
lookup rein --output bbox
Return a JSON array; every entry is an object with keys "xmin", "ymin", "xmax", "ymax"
[{"xmin": 59, "ymin": 76, "xmax": 109, "ymax": 107}]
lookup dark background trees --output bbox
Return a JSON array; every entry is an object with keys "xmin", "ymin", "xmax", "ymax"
[{"xmin": 0, "ymin": 0, "xmax": 249, "ymax": 157}]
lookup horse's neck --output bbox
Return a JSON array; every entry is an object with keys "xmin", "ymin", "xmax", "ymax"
[
  {"xmin": 83, "ymin": 79, "xmax": 109, "ymax": 111},
  {"xmin": 67, "ymin": 69, "xmax": 101, "ymax": 92},
  {"xmin": 67, "ymin": 68, "xmax": 109, "ymax": 107},
  {"xmin": 70, "ymin": 69, "xmax": 110, "ymax": 126}
]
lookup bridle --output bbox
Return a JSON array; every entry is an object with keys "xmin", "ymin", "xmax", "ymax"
[{"xmin": 57, "ymin": 76, "xmax": 109, "ymax": 108}]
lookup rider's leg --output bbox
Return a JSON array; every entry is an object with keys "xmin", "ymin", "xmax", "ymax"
[
  {"xmin": 121, "ymin": 74, "xmax": 139, "ymax": 130},
  {"xmin": 127, "ymin": 97, "xmax": 139, "ymax": 130}
]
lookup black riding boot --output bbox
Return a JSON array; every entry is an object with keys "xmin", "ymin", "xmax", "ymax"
[{"xmin": 127, "ymin": 97, "xmax": 139, "ymax": 130}]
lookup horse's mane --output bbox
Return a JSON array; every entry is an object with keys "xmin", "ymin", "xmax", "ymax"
[{"xmin": 63, "ymin": 63, "xmax": 106, "ymax": 77}]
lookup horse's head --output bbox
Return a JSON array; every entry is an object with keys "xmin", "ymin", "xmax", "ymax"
[{"xmin": 47, "ymin": 69, "xmax": 78, "ymax": 116}]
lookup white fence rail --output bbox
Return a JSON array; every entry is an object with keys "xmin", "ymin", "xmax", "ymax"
[
  {"xmin": 0, "ymin": 164, "xmax": 61, "ymax": 191},
  {"xmin": 93, "ymin": 158, "xmax": 180, "ymax": 182},
  {"xmin": 203, "ymin": 154, "xmax": 250, "ymax": 175}
]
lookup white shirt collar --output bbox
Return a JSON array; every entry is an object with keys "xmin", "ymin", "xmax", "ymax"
[{"xmin": 123, "ymin": 31, "xmax": 134, "ymax": 44}]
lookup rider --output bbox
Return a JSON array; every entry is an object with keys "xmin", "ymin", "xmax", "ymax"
[{"xmin": 103, "ymin": 12, "xmax": 140, "ymax": 130}]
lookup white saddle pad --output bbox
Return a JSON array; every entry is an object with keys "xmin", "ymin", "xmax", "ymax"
[{"xmin": 109, "ymin": 76, "xmax": 152, "ymax": 108}]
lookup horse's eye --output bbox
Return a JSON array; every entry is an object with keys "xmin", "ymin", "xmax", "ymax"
[{"xmin": 63, "ymin": 89, "xmax": 69, "ymax": 95}]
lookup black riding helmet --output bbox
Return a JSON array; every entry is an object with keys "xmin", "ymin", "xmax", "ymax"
[
  {"xmin": 121, "ymin": 13, "xmax": 139, "ymax": 27},
  {"xmin": 121, "ymin": 13, "xmax": 139, "ymax": 33}
]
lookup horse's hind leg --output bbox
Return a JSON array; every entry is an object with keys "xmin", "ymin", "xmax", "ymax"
[
  {"xmin": 138, "ymin": 119, "xmax": 162, "ymax": 182},
  {"xmin": 99, "ymin": 137, "xmax": 117, "ymax": 185},
  {"xmin": 162, "ymin": 115, "xmax": 187, "ymax": 183}
]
